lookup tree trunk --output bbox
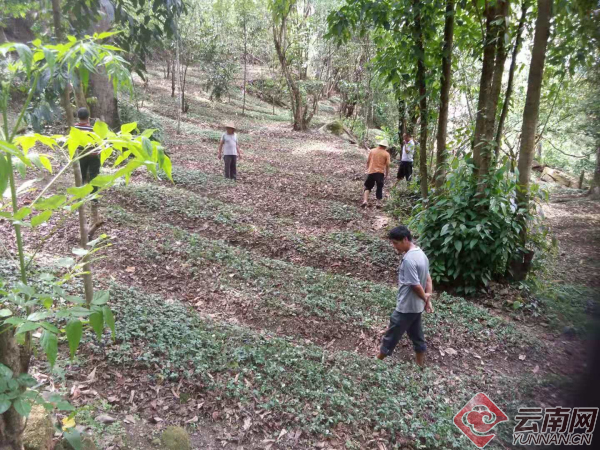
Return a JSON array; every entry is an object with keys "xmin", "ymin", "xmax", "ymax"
[
  {"xmin": 414, "ymin": 0, "xmax": 428, "ymax": 199},
  {"xmin": 590, "ymin": 146, "xmax": 600, "ymax": 199},
  {"xmin": 434, "ymin": 0, "xmax": 455, "ymax": 189},
  {"xmin": 89, "ymin": 70, "xmax": 119, "ymax": 128},
  {"xmin": 171, "ymin": 59, "xmax": 176, "ymax": 98},
  {"xmin": 477, "ymin": 0, "xmax": 509, "ymax": 191},
  {"xmin": 52, "ymin": 0, "xmax": 93, "ymax": 305},
  {"xmin": 176, "ymin": 38, "xmax": 182, "ymax": 134},
  {"xmin": 398, "ymin": 98, "xmax": 406, "ymax": 143},
  {"xmin": 88, "ymin": 3, "xmax": 119, "ymax": 129},
  {"xmin": 495, "ymin": 0, "xmax": 529, "ymax": 159},
  {"xmin": 273, "ymin": 10, "xmax": 311, "ymax": 131},
  {"xmin": 516, "ymin": 0, "xmax": 553, "ymax": 245},
  {"xmin": 472, "ymin": 1, "xmax": 498, "ymax": 169},
  {"xmin": 242, "ymin": 19, "xmax": 247, "ymax": 116}
]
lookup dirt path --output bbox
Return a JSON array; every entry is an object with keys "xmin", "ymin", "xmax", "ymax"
[{"xmin": 543, "ymin": 190, "xmax": 600, "ymax": 289}]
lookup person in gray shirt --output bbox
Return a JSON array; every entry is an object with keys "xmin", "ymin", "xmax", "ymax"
[
  {"xmin": 217, "ymin": 122, "xmax": 243, "ymax": 180},
  {"xmin": 378, "ymin": 225, "xmax": 434, "ymax": 367}
]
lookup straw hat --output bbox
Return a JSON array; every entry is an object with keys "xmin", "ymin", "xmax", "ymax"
[
  {"xmin": 378, "ymin": 139, "xmax": 389, "ymax": 148},
  {"xmin": 224, "ymin": 122, "xmax": 236, "ymax": 130}
]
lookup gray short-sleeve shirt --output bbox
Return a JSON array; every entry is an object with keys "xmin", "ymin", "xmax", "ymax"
[
  {"xmin": 221, "ymin": 133, "xmax": 238, "ymax": 156},
  {"xmin": 395, "ymin": 247, "xmax": 429, "ymax": 313}
]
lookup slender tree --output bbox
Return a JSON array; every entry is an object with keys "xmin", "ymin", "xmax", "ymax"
[
  {"xmin": 516, "ymin": 0, "xmax": 553, "ymax": 242},
  {"xmin": 52, "ymin": 0, "xmax": 94, "ymax": 305},
  {"xmin": 495, "ymin": 0, "xmax": 530, "ymax": 158},
  {"xmin": 477, "ymin": 0, "xmax": 509, "ymax": 189},
  {"xmin": 413, "ymin": 0, "xmax": 429, "ymax": 199},
  {"xmin": 434, "ymin": 0, "xmax": 455, "ymax": 188}
]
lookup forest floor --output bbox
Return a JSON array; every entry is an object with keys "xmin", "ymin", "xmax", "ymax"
[{"xmin": 2, "ymin": 66, "xmax": 599, "ymax": 449}]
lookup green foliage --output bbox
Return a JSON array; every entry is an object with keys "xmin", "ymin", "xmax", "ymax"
[
  {"xmin": 0, "ymin": 35, "xmax": 173, "ymax": 434},
  {"xmin": 104, "ymin": 284, "xmax": 531, "ymax": 448},
  {"xmin": 247, "ymin": 78, "xmax": 287, "ymax": 107},
  {"xmin": 118, "ymin": 99, "xmax": 164, "ymax": 143},
  {"xmin": 63, "ymin": 0, "xmax": 185, "ymax": 75},
  {"xmin": 409, "ymin": 157, "xmax": 548, "ymax": 294}
]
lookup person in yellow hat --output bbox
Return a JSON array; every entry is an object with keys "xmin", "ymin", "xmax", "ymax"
[
  {"xmin": 217, "ymin": 122, "xmax": 243, "ymax": 180},
  {"xmin": 362, "ymin": 139, "xmax": 390, "ymax": 208}
]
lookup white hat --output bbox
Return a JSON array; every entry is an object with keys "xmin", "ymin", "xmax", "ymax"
[{"xmin": 378, "ymin": 139, "xmax": 389, "ymax": 148}]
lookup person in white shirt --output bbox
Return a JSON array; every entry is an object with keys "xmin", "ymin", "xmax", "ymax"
[
  {"xmin": 396, "ymin": 133, "xmax": 415, "ymax": 185},
  {"xmin": 217, "ymin": 122, "xmax": 243, "ymax": 180}
]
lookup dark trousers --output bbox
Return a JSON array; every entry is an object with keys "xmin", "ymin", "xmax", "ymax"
[
  {"xmin": 397, "ymin": 161, "xmax": 413, "ymax": 181},
  {"xmin": 224, "ymin": 155, "xmax": 237, "ymax": 180},
  {"xmin": 79, "ymin": 154, "xmax": 100, "ymax": 195},
  {"xmin": 364, "ymin": 172, "xmax": 385, "ymax": 200},
  {"xmin": 380, "ymin": 310, "xmax": 426, "ymax": 355}
]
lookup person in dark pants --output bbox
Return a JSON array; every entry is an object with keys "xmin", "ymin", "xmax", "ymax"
[
  {"xmin": 378, "ymin": 225, "xmax": 434, "ymax": 367},
  {"xmin": 217, "ymin": 122, "xmax": 242, "ymax": 180},
  {"xmin": 395, "ymin": 133, "xmax": 415, "ymax": 186},
  {"xmin": 75, "ymin": 108, "xmax": 99, "ymax": 186},
  {"xmin": 362, "ymin": 140, "xmax": 390, "ymax": 208},
  {"xmin": 74, "ymin": 108, "xmax": 102, "ymax": 227}
]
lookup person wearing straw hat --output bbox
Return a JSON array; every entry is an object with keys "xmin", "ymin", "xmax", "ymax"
[
  {"xmin": 217, "ymin": 122, "xmax": 242, "ymax": 180},
  {"xmin": 362, "ymin": 139, "xmax": 391, "ymax": 208}
]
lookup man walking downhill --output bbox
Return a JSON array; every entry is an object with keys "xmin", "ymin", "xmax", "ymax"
[
  {"xmin": 396, "ymin": 133, "xmax": 415, "ymax": 186},
  {"xmin": 217, "ymin": 122, "xmax": 242, "ymax": 180},
  {"xmin": 362, "ymin": 139, "xmax": 390, "ymax": 208},
  {"xmin": 75, "ymin": 107, "xmax": 102, "ymax": 229},
  {"xmin": 378, "ymin": 225, "xmax": 434, "ymax": 367}
]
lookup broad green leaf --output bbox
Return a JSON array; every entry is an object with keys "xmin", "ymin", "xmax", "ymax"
[
  {"xmin": 103, "ymin": 306, "xmax": 115, "ymax": 339},
  {"xmin": 66, "ymin": 320, "xmax": 83, "ymax": 359},
  {"xmin": 65, "ymin": 295, "xmax": 85, "ymax": 305},
  {"xmin": 121, "ymin": 122, "xmax": 137, "ymax": 134},
  {"xmin": 15, "ymin": 321, "xmax": 40, "ymax": 335},
  {"xmin": 455, "ymin": 241, "xmax": 462, "ymax": 252},
  {"xmin": 0, "ymin": 309, "xmax": 13, "ymax": 318},
  {"xmin": 64, "ymin": 428, "xmax": 82, "ymax": 450},
  {"xmin": 0, "ymin": 363, "xmax": 13, "ymax": 378},
  {"xmin": 69, "ymin": 307, "xmax": 92, "ymax": 317},
  {"xmin": 67, "ymin": 184, "xmax": 93, "ymax": 199},
  {"xmin": 97, "ymin": 31, "xmax": 118, "ymax": 40},
  {"xmin": 56, "ymin": 257, "xmax": 76, "ymax": 268},
  {"xmin": 13, "ymin": 397, "xmax": 31, "ymax": 416},
  {"xmin": 0, "ymin": 154, "xmax": 9, "ymax": 195},
  {"xmin": 0, "ymin": 398, "xmax": 11, "ymax": 414},
  {"xmin": 39, "ymin": 155, "xmax": 53, "ymax": 173},
  {"xmin": 89, "ymin": 311, "xmax": 104, "ymax": 340},
  {"xmin": 100, "ymin": 147, "xmax": 113, "ymax": 165},
  {"xmin": 40, "ymin": 330, "xmax": 58, "ymax": 367},
  {"xmin": 162, "ymin": 155, "xmax": 173, "ymax": 180},
  {"xmin": 140, "ymin": 129, "xmax": 157, "ymax": 138},
  {"xmin": 31, "ymin": 210, "xmax": 52, "ymax": 227},
  {"xmin": 33, "ymin": 194, "xmax": 67, "ymax": 211},
  {"xmin": 93, "ymin": 121, "xmax": 109, "ymax": 139},
  {"xmin": 40, "ymin": 322, "xmax": 60, "ymax": 334},
  {"xmin": 13, "ymin": 43, "xmax": 33, "ymax": 73},
  {"xmin": 90, "ymin": 174, "xmax": 114, "ymax": 187},
  {"xmin": 72, "ymin": 247, "xmax": 89, "ymax": 257},
  {"xmin": 13, "ymin": 207, "xmax": 32, "ymax": 220},
  {"xmin": 67, "ymin": 127, "xmax": 94, "ymax": 159},
  {"xmin": 92, "ymin": 291, "xmax": 109, "ymax": 306},
  {"xmin": 27, "ymin": 311, "xmax": 51, "ymax": 322},
  {"xmin": 17, "ymin": 374, "xmax": 36, "ymax": 387}
]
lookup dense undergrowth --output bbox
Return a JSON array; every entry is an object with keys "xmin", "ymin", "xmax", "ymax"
[{"xmin": 104, "ymin": 284, "xmax": 533, "ymax": 449}]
